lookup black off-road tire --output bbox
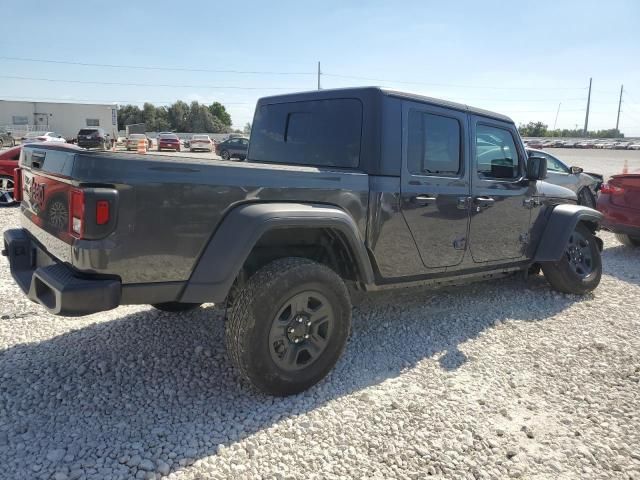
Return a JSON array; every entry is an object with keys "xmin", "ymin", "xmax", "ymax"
[
  {"xmin": 226, "ymin": 257, "xmax": 351, "ymax": 396},
  {"xmin": 615, "ymin": 233, "xmax": 640, "ymax": 247},
  {"xmin": 542, "ymin": 223, "xmax": 602, "ymax": 294},
  {"xmin": 152, "ymin": 302, "xmax": 202, "ymax": 312}
]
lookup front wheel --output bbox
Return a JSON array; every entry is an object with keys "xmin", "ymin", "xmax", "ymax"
[
  {"xmin": 221, "ymin": 150, "xmax": 230, "ymax": 160},
  {"xmin": 226, "ymin": 257, "xmax": 352, "ymax": 396},
  {"xmin": 542, "ymin": 223, "xmax": 602, "ymax": 294},
  {"xmin": 615, "ymin": 233, "xmax": 640, "ymax": 247}
]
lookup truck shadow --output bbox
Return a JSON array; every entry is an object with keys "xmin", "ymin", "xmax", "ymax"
[{"xmin": 0, "ymin": 274, "xmax": 579, "ymax": 478}]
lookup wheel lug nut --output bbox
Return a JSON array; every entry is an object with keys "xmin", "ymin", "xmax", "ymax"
[
  {"xmin": 306, "ymin": 321, "xmax": 312, "ymax": 327},
  {"xmin": 304, "ymin": 334, "xmax": 309, "ymax": 339},
  {"xmin": 288, "ymin": 327, "xmax": 294, "ymax": 333},
  {"xmin": 294, "ymin": 338, "xmax": 300, "ymax": 343},
  {"xmin": 297, "ymin": 318, "xmax": 303, "ymax": 323}
]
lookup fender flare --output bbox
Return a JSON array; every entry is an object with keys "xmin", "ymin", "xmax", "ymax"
[
  {"xmin": 180, "ymin": 202, "xmax": 375, "ymax": 303},
  {"xmin": 534, "ymin": 204, "xmax": 603, "ymax": 263}
]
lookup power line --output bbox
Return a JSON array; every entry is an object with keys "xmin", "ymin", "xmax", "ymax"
[
  {"xmin": 0, "ymin": 75, "xmax": 302, "ymax": 90},
  {"xmin": 0, "ymin": 56, "xmax": 314, "ymax": 76},
  {"xmin": 322, "ymin": 72, "xmax": 587, "ymax": 90},
  {"xmin": 0, "ymin": 95, "xmax": 251, "ymax": 105}
]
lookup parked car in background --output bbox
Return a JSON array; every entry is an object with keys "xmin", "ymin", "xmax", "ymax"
[
  {"xmin": 541, "ymin": 140, "xmax": 555, "ymax": 148},
  {"xmin": 526, "ymin": 139, "xmax": 544, "ymax": 149},
  {"xmin": 527, "ymin": 148, "xmax": 602, "ymax": 207},
  {"xmin": 628, "ymin": 142, "xmax": 640, "ymax": 150},
  {"xmin": 215, "ymin": 137, "xmax": 249, "ymax": 160},
  {"xmin": 22, "ymin": 132, "xmax": 66, "ymax": 144},
  {"xmin": 77, "ymin": 128, "xmax": 109, "ymax": 150},
  {"xmin": 157, "ymin": 133, "xmax": 181, "ymax": 152},
  {"xmin": 189, "ymin": 134, "xmax": 213, "ymax": 152},
  {"xmin": 614, "ymin": 141, "xmax": 632, "ymax": 150},
  {"xmin": 0, "ymin": 129, "xmax": 16, "ymax": 149},
  {"xmin": 550, "ymin": 140, "xmax": 565, "ymax": 147},
  {"xmin": 597, "ymin": 171, "xmax": 640, "ymax": 247},
  {"xmin": 0, "ymin": 145, "xmax": 21, "ymax": 206},
  {"xmin": 563, "ymin": 140, "xmax": 578, "ymax": 148},
  {"xmin": 126, "ymin": 133, "xmax": 151, "ymax": 151},
  {"xmin": 575, "ymin": 140, "xmax": 594, "ymax": 149}
]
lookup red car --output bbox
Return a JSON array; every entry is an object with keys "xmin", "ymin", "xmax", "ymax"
[
  {"xmin": 597, "ymin": 171, "xmax": 640, "ymax": 247},
  {"xmin": 157, "ymin": 133, "xmax": 181, "ymax": 152},
  {"xmin": 0, "ymin": 145, "xmax": 21, "ymax": 206}
]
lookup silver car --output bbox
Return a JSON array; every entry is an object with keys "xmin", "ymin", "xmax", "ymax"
[{"xmin": 527, "ymin": 148, "xmax": 602, "ymax": 207}]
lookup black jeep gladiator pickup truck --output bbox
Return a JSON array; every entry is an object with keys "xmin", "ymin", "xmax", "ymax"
[{"xmin": 3, "ymin": 87, "xmax": 603, "ymax": 395}]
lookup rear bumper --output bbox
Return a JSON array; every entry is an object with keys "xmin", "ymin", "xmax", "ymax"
[
  {"xmin": 77, "ymin": 140, "xmax": 103, "ymax": 148},
  {"xmin": 2, "ymin": 228, "xmax": 121, "ymax": 316}
]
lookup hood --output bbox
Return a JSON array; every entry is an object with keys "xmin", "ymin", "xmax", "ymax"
[{"xmin": 536, "ymin": 180, "xmax": 578, "ymax": 202}]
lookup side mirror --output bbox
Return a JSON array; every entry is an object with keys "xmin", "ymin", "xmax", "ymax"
[
  {"xmin": 527, "ymin": 156, "xmax": 547, "ymax": 180},
  {"xmin": 570, "ymin": 166, "xmax": 583, "ymax": 174}
]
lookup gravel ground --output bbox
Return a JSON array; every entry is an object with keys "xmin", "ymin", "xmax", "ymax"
[{"xmin": 1, "ymin": 205, "xmax": 639, "ymax": 480}]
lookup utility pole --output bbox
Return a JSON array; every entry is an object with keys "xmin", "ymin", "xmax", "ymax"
[
  {"xmin": 616, "ymin": 84, "xmax": 623, "ymax": 133},
  {"xmin": 553, "ymin": 102, "xmax": 561, "ymax": 131},
  {"xmin": 317, "ymin": 61, "xmax": 321, "ymax": 90},
  {"xmin": 583, "ymin": 77, "xmax": 592, "ymax": 137}
]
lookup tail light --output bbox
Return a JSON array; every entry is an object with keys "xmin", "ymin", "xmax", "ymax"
[
  {"xmin": 96, "ymin": 200, "xmax": 110, "ymax": 225},
  {"xmin": 68, "ymin": 188, "xmax": 116, "ymax": 239},
  {"xmin": 13, "ymin": 168, "xmax": 22, "ymax": 202},
  {"xmin": 600, "ymin": 183, "xmax": 624, "ymax": 194},
  {"xmin": 70, "ymin": 189, "xmax": 85, "ymax": 237}
]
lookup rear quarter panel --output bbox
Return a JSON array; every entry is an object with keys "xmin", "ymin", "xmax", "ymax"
[{"xmin": 68, "ymin": 153, "xmax": 370, "ymax": 284}]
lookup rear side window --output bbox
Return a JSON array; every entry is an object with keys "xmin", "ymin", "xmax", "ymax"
[
  {"xmin": 407, "ymin": 111, "xmax": 461, "ymax": 176},
  {"xmin": 249, "ymin": 98, "xmax": 362, "ymax": 168},
  {"xmin": 476, "ymin": 125, "xmax": 520, "ymax": 179}
]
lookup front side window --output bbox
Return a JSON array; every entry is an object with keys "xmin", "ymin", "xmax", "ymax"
[
  {"xmin": 476, "ymin": 125, "xmax": 520, "ymax": 179},
  {"xmin": 407, "ymin": 111, "xmax": 461, "ymax": 176},
  {"xmin": 544, "ymin": 153, "xmax": 568, "ymax": 173}
]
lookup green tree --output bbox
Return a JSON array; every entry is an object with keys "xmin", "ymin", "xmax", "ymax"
[
  {"xmin": 243, "ymin": 122, "xmax": 252, "ymax": 135},
  {"xmin": 117, "ymin": 105, "xmax": 143, "ymax": 128},
  {"xmin": 518, "ymin": 121, "xmax": 548, "ymax": 137},
  {"xmin": 209, "ymin": 102, "xmax": 232, "ymax": 127},
  {"xmin": 167, "ymin": 101, "xmax": 190, "ymax": 132}
]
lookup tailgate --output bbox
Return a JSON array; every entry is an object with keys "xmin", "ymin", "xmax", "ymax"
[{"xmin": 20, "ymin": 146, "xmax": 79, "ymax": 244}]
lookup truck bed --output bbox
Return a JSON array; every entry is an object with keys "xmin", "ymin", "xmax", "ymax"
[{"xmin": 18, "ymin": 145, "xmax": 369, "ymax": 285}]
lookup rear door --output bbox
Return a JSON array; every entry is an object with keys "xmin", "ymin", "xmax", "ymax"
[
  {"xmin": 468, "ymin": 116, "xmax": 534, "ymax": 262},
  {"xmin": 399, "ymin": 102, "xmax": 471, "ymax": 269}
]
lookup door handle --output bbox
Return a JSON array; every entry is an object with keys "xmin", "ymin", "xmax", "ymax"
[
  {"xmin": 474, "ymin": 196, "xmax": 495, "ymax": 209},
  {"xmin": 412, "ymin": 194, "xmax": 437, "ymax": 205}
]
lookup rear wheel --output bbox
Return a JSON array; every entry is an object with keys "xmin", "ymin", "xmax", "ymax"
[
  {"xmin": 542, "ymin": 223, "xmax": 602, "ymax": 294},
  {"xmin": 577, "ymin": 188, "xmax": 596, "ymax": 208},
  {"xmin": 0, "ymin": 176, "xmax": 16, "ymax": 206},
  {"xmin": 226, "ymin": 257, "xmax": 351, "ymax": 396},
  {"xmin": 615, "ymin": 233, "xmax": 640, "ymax": 247},
  {"xmin": 152, "ymin": 302, "xmax": 202, "ymax": 312}
]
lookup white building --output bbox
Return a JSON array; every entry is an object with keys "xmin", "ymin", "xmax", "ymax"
[{"xmin": 0, "ymin": 100, "xmax": 118, "ymax": 140}]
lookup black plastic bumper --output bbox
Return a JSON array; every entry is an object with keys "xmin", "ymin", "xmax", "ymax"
[{"xmin": 2, "ymin": 228, "xmax": 121, "ymax": 316}]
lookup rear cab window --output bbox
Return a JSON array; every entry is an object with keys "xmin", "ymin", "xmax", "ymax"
[{"xmin": 248, "ymin": 98, "xmax": 362, "ymax": 168}]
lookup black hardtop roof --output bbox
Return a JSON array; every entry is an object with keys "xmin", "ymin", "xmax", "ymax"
[{"xmin": 256, "ymin": 86, "xmax": 513, "ymax": 124}]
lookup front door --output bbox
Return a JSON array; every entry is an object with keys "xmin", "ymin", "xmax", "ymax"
[
  {"xmin": 468, "ymin": 116, "xmax": 534, "ymax": 263},
  {"xmin": 400, "ymin": 103, "xmax": 471, "ymax": 269}
]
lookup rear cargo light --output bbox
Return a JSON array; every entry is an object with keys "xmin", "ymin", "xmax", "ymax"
[
  {"xmin": 96, "ymin": 200, "xmax": 110, "ymax": 225},
  {"xmin": 70, "ymin": 189, "xmax": 85, "ymax": 237},
  {"xmin": 600, "ymin": 183, "xmax": 624, "ymax": 194},
  {"xmin": 13, "ymin": 168, "xmax": 22, "ymax": 202}
]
